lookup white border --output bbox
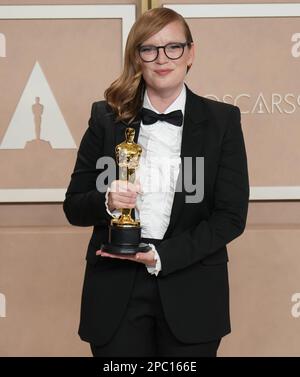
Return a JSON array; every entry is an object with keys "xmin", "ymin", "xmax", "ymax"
[
  {"xmin": 0, "ymin": 189, "xmax": 66, "ymax": 202},
  {"xmin": 250, "ymin": 187, "xmax": 300, "ymax": 200},
  {"xmin": 0, "ymin": 5, "xmax": 135, "ymax": 55},
  {"xmin": 0, "ymin": 4, "xmax": 135, "ymax": 203},
  {"xmin": 0, "ymin": 186, "xmax": 300, "ymax": 202},
  {"xmin": 164, "ymin": 3, "xmax": 300, "ymax": 200},
  {"xmin": 164, "ymin": 3, "xmax": 300, "ymax": 18}
]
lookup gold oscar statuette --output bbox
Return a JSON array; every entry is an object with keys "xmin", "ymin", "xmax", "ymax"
[{"xmin": 101, "ymin": 128, "xmax": 151, "ymax": 254}]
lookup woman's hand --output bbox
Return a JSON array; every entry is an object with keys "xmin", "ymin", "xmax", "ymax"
[
  {"xmin": 96, "ymin": 249, "xmax": 156, "ymax": 267},
  {"xmin": 101, "ymin": 179, "xmax": 156, "ymax": 266},
  {"xmin": 107, "ymin": 180, "xmax": 141, "ymax": 212}
]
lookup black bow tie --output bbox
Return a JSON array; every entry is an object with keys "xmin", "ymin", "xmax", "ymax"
[{"xmin": 141, "ymin": 107, "xmax": 183, "ymax": 127}]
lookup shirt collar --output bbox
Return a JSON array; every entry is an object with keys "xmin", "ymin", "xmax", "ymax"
[{"xmin": 143, "ymin": 83, "xmax": 186, "ymax": 116}]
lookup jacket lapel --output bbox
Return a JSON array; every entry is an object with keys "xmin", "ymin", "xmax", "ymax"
[{"xmin": 164, "ymin": 84, "xmax": 209, "ymax": 238}]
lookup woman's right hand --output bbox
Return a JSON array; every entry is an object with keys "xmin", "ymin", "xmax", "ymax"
[{"xmin": 107, "ymin": 180, "xmax": 141, "ymax": 212}]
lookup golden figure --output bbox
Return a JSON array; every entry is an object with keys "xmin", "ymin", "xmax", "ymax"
[{"xmin": 112, "ymin": 128, "xmax": 142, "ymax": 227}]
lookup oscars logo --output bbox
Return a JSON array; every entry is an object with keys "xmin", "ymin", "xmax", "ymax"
[
  {"xmin": 205, "ymin": 93, "xmax": 300, "ymax": 114},
  {"xmin": 0, "ymin": 61, "xmax": 76, "ymax": 149}
]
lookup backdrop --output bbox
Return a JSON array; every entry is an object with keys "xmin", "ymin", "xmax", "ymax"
[{"xmin": 0, "ymin": 0, "xmax": 300, "ymax": 356}]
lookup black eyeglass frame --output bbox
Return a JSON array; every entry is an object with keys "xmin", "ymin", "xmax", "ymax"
[{"xmin": 137, "ymin": 41, "xmax": 193, "ymax": 62}]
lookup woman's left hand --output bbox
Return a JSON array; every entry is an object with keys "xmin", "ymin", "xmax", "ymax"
[{"xmin": 96, "ymin": 249, "xmax": 156, "ymax": 267}]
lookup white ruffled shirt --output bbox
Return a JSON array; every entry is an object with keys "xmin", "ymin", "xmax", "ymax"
[{"xmin": 106, "ymin": 83, "xmax": 186, "ymax": 275}]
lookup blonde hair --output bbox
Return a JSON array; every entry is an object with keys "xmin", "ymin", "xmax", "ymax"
[{"xmin": 104, "ymin": 7, "xmax": 193, "ymax": 124}]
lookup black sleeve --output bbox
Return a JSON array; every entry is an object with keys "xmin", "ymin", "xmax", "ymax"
[
  {"xmin": 63, "ymin": 102, "xmax": 111, "ymax": 227},
  {"xmin": 157, "ymin": 106, "xmax": 249, "ymax": 276}
]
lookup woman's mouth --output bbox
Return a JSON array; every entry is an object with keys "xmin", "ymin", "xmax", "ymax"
[{"xmin": 154, "ymin": 69, "xmax": 173, "ymax": 76}]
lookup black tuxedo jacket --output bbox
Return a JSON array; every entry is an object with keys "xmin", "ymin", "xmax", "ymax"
[{"xmin": 63, "ymin": 84, "xmax": 249, "ymax": 345}]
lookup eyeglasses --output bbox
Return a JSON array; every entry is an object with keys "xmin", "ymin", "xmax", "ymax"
[{"xmin": 138, "ymin": 41, "xmax": 192, "ymax": 63}]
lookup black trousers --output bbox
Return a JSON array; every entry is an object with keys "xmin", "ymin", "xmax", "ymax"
[{"xmin": 90, "ymin": 262, "xmax": 221, "ymax": 357}]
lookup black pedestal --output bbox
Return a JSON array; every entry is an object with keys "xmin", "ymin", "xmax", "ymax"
[{"xmin": 101, "ymin": 224, "xmax": 151, "ymax": 255}]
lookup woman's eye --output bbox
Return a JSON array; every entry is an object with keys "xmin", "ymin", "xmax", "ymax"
[
  {"xmin": 140, "ymin": 46, "xmax": 156, "ymax": 53},
  {"xmin": 167, "ymin": 44, "xmax": 181, "ymax": 50}
]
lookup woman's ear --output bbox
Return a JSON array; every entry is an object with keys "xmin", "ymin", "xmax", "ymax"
[
  {"xmin": 188, "ymin": 42, "xmax": 195, "ymax": 66},
  {"xmin": 186, "ymin": 44, "xmax": 195, "ymax": 73}
]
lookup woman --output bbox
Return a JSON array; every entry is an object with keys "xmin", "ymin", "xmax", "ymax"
[{"xmin": 63, "ymin": 7, "xmax": 249, "ymax": 357}]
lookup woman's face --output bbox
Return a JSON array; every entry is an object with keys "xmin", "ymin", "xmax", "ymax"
[{"xmin": 137, "ymin": 21, "xmax": 194, "ymax": 96}]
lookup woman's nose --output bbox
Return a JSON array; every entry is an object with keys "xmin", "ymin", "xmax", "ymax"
[{"xmin": 156, "ymin": 47, "xmax": 168, "ymax": 63}]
